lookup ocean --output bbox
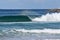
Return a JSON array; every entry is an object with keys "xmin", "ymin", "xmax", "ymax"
[{"xmin": 0, "ymin": 9, "xmax": 60, "ymax": 40}]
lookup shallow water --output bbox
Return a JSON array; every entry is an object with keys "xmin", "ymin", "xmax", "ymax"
[{"xmin": 0, "ymin": 22, "xmax": 60, "ymax": 40}]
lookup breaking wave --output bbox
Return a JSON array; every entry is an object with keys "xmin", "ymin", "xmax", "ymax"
[
  {"xmin": 1, "ymin": 29, "xmax": 60, "ymax": 35},
  {"xmin": 15, "ymin": 29, "xmax": 60, "ymax": 34},
  {"xmin": 1, "ymin": 29, "xmax": 60, "ymax": 40},
  {"xmin": 32, "ymin": 13, "xmax": 60, "ymax": 22}
]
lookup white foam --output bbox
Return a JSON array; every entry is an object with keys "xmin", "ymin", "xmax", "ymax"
[
  {"xmin": 32, "ymin": 13, "xmax": 60, "ymax": 22},
  {"xmin": 15, "ymin": 29, "xmax": 60, "ymax": 34},
  {"xmin": 0, "ymin": 22, "xmax": 36, "ymax": 24}
]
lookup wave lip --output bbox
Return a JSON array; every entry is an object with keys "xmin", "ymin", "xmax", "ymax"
[{"xmin": 32, "ymin": 13, "xmax": 60, "ymax": 22}]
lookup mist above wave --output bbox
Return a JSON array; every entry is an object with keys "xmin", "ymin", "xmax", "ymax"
[{"xmin": 32, "ymin": 13, "xmax": 60, "ymax": 22}]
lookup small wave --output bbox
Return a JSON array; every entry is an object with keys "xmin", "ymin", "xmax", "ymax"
[
  {"xmin": 1, "ymin": 29, "xmax": 60, "ymax": 40},
  {"xmin": 15, "ymin": 29, "xmax": 60, "ymax": 34},
  {"xmin": 32, "ymin": 13, "xmax": 60, "ymax": 22},
  {"xmin": 0, "ymin": 29, "xmax": 60, "ymax": 36},
  {"xmin": 2, "ymin": 29, "xmax": 59, "ymax": 34}
]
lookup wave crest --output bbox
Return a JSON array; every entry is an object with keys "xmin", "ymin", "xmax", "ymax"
[
  {"xmin": 0, "ymin": 29, "xmax": 60, "ymax": 36},
  {"xmin": 32, "ymin": 13, "xmax": 60, "ymax": 22},
  {"xmin": 1, "ymin": 29, "xmax": 60, "ymax": 34},
  {"xmin": 15, "ymin": 29, "xmax": 60, "ymax": 34}
]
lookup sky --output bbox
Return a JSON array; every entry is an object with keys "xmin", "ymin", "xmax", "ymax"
[{"xmin": 0, "ymin": 0, "xmax": 60, "ymax": 9}]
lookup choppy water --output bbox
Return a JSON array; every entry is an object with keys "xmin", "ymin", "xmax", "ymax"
[
  {"xmin": 0, "ymin": 22, "xmax": 60, "ymax": 40},
  {"xmin": 0, "ymin": 9, "xmax": 60, "ymax": 40}
]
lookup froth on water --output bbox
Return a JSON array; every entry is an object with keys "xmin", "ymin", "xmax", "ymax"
[{"xmin": 32, "ymin": 13, "xmax": 60, "ymax": 22}]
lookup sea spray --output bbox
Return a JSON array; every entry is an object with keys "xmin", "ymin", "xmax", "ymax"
[{"xmin": 32, "ymin": 13, "xmax": 60, "ymax": 22}]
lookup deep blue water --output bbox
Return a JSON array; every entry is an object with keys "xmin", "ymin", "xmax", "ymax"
[
  {"xmin": 0, "ymin": 9, "xmax": 60, "ymax": 40},
  {"xmin": 0, "ymin": 9, "xmax": 48, "ymax": 16}
]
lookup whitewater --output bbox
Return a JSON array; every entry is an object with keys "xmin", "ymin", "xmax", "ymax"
[
  {"xmin": 0, "ymin": 12, "xmax": 60, "ymax": 40},
  {"xmin": 32, "ymin": 13, "xmax": 60, "ymax": 22}
]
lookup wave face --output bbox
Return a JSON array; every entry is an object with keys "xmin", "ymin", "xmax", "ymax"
[
  {"xmin": 0, "ymin": 16, "xmax": 31, "ymax": 22},
  {"xmin": 32, "ymin": 13, "xmax": 60, "ymax": 22}
]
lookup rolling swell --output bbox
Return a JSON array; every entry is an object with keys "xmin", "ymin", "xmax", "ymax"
[{"xmin": 0, "ymin": 16, "xmax": 31, "ymax": 22}]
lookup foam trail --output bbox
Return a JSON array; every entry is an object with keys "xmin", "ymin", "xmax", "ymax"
[
  {"xmin": 0, "ymin": 22, "xmax": 37, "ymax": 24},
  {"xmin": 32, "ymin": 13, "xmax": 60, "ymax": 22},
  {"xmin": 15, "ymin": 29, "xmax": 60, "ymax": 34}
]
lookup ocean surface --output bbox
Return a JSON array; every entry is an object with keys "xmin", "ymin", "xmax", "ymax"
[{"xmin": 0, "ymin": 9, "xmax": 60, "ymax": 40}]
